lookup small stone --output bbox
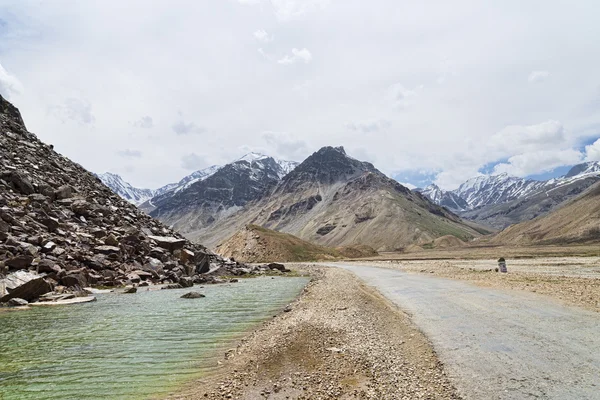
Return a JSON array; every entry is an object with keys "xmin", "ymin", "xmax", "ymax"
[{"xmin": 181, "ymin": 291, "xmax": 205, "ymax": 299}]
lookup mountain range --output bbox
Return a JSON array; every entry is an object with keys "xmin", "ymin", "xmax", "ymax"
[
  {"xmin": 97, "ymin": 153, "xmax": 297, "ymax": 207},
  {"xmin": 141, "ymin": 146, "xmax": 487, "ymax": 251},
  {"xmin": 417, "ymin": 162, "xmax": 600, "ymax": 229}
]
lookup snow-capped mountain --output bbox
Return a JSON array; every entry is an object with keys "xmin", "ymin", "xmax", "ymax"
[
  {"xmin": 417, "ymin": 161, "xmax": 600, "ymax": 229},
  {"xmin": 417, "ymin": 184, "xmax": 469, "ymax": 212},
  {"xmin": 454, "ymin": 173, "xmax": 545, "ymax": 209},
  {"xmin": 154, "ymin": 165, "xmax": 222, "ymax": 197},
  {"xmin": 96, "ymin": 172, "xmax": 155, "ymax": 205},
  {"xmin": 236, "ymin": 152, "xmax": 298, "ymax": 178},
  {"xmin": 148, "ymin": 153, "xmax": 298, "ymax": 230}
]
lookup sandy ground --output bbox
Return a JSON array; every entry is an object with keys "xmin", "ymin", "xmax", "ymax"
[
  {"xmin": 349, "ymin": 257, "xmax": 600, "ymax": 312},
  {"xmin": 167, "ymin": 265, "xmax": 460, "ymax": 399}
]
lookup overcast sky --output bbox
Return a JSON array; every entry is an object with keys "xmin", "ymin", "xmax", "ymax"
[{"xmin": 1, "ymin": 0, "xmax": 600, "ymax": 190}]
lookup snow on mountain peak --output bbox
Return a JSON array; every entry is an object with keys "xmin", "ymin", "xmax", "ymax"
[{"xmin": 237, "ymin": 152, "xmax": 269, "ymax": 163}]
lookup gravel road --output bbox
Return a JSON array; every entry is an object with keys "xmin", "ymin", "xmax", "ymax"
[{"xmin": 328, "ymin": 263, "xmax": 600, "ymax": 400}]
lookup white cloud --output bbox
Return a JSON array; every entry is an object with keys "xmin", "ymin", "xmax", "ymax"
[
  {"xmin": 133, "ymin": 115, "xmax": 153, "ymax": 129},
  {"xmin": 585, "ymin": 138, "xmax": 600, "ymax": 161},
  {"xmin": 489, "ymin": 120, "xmax": 568, "ymax": 156},
  {"xmin": 1, "ymin": 1, "xmax": 599, "ymax": 190},
  {"xmin": 277, "ymin": 48, "xmax": 312, "ymax": 65},
  {"xmin": 528, "ymin": 70, "xmax": 550, "ymax": 83},
  {"xmin": 172, "ymin": 120, "xmax": 205, "ymax": 135},
  {"xmin": 181, "ymin": 153, "xmax": 207, "ymax": 170},
  {"xmin": 49, "ymin": 98, "xmax": 95, "ymax": 125},
  {"xmin": 0, "ymin": 62, "xmax": 23, "ymax": 99},
  {"xmin": 345, "ymin": 119, "xmax": 391, "ymax": 133},
  {"xmin": 117, "ymin": 149, "xmax": 142, "ymax": 158},
  {"xmin": 492, "ymin": 149, "xmax": 583, "ymax": 177},
  {"xmin": 253, "ymin": 29, "xmax": 273, "ymax": 43},
  {"xmin": 262, "ymin": 131, "xmax": 309, "ymax": 160},
  {"xmin": 237, "ymin": 0, "xmax": 329, "ymax": 21},
  {"xmin": 386, "ymin": 83, "xmax": 419, "ymax": 110}
]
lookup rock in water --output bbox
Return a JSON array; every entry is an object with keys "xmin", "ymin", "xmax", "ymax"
[
  {"xmin": 0, "ymin": 271, "xmax": 52, "ymax": 302},
  {"xmin": 181, "ymin": 292, "xmax": 205, "ymax": 299},
  {"xmin": 123, "ymin": 287, "xmax": 137, "ymax": 294},
  {"xmin": 7, "ymin": 298, "xmax": 29, "ymax": 306}
]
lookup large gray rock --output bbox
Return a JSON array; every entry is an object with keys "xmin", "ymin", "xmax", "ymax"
[
  {"xmin": 54, "ymin": 185, "xmax": 74, "ymax": 200},
  {"xmin": 8, "ymin": 171, "xmax": 35, "ymax": 195},
  {"xmin": 148, "ymin": 235, "xmax": 187, "ymax": 252},
  {"xmin": 7, "ymin": 297, "xmax": 29, "ymax": 306},
  {"xmin": 0, "ymin": 270, "xmax": 52, "ymax": 302},
  {"xmin": 6, "ymin": 255, "xmax": 34, "ymax": 270}
]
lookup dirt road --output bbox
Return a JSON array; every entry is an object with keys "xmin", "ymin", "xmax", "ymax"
[{"xmin": 327, "ymin": 263, "xmax": 600, "ymax": 400}]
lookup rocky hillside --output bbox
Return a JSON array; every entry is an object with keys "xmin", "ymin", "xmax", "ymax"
[
  {"xmin": 492, "ymin": 181, "xmax": 600, "ymax": 245},
  {"xmin": 148, "ymin": 154, "xmax": 297, "ymax": 233},
  {"xmin": 216, "ymin": 224, "xmax": 376, "ymax": 263},
  {"xmin": 185, "ymin": 147, "xmax": 488, "ymax": 251},
  {"xmin": 0, "ymin": 94, "xmax": 246, "ymax": 304},
  {"xmin": 418, "ymin": 164, "xmax": 600, "ymax": 228}
]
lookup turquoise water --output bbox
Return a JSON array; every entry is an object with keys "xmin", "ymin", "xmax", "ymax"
[{"xmin": 0, "ymin": 277, "xmax": 308, "ymax": 400}]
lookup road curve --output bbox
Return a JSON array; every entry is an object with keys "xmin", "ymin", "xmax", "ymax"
[{"xmin": 323, "ymin": 263, "xmax": 600, "ymax": 400}]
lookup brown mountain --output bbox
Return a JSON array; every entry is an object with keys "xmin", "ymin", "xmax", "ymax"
[
  {"xmin": 181, "ymin": 146, "xmax": 489, "ymax": 251},
  {"xmin": 492, "ymin": 181, "xmax": 600, "ymax": 245},
  {"xmin": 216, "ymin": 224, "xmax": 377, "ymax": 263}
]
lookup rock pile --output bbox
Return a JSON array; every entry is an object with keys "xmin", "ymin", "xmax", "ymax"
[{"xmin": 0, "ymin": 94, "xmax": 247, "ymax": 305}]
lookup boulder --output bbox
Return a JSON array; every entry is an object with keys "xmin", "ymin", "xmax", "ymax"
[
  {"xmin": 267, "ymin": 263, "xmax": 286, "ymax": 271},
  {"xmin": 41, "ymin": 241, "xmax": 57, "ymax": 253},
  {"xmin": 148, "ymin": 235, "xmax": 187, "ymax": 252},
  {"xmin": 37, "ymin": 259, "xmax": 62, "ymax": 274},
  {"xmin": 94, "ymin": 245, "xmax": 120, "ymax": 255},
  {"xmin": 123, "ymin": 287, "xmax": 137, "ymax": 294},
  {"xmin": 40, "ymin": 217, "xmax": 59, "ymax": 232},
  {"xmin": 8, "ymin": 297, "xmax": 29, "ymax": 306},
  {"xmin": 180, "ymin": 291, "xmax": 205, "ymax": 299},
  {"xmin": 71, "ymin": 200, "xmax": 93, "ymax": 217},
  {"xmin": 179, "ymin": 276, "xmax": 194, "ymax": 288},
  {"xmin": 104, "ymin": 234, "xmax": 119, "ymax": 247},
  {"xmin": 61, "ymin": 273, "xmax": 87, "ymax": 288},
  {"xmin": 6, "ymin": 255, "xmax": 34, "ymax": 270},
  {"xmin": 0, "ymin": 270, "xmax": 53, "ymax": 302},
  {"xmin": 8, "ymin": 171, "xmax": 34, "ymax": 195},
  {"xmin": 54, "ymin": 185, "xmax": 74, "ymax": 200}
]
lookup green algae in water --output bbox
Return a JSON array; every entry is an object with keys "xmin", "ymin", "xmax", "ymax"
[{"xmin": 0, "ymin": 276, "xmax": 309, "ymax": 400}]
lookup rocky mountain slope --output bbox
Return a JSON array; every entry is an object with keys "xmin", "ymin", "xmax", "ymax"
[
  {"xmin": 418, "ymin": 163, "xmax": 600, "ymax": 228},
  {"xmin": 148, "ymin": 154, "xmax": 298, "ymax": 231},
  {"xmin": 178, "ymin": 146, "xmax": 488, "ymax": 251},
  {"xmin": 216, "ymin": 224, "xmax": 377, "ymax": 263},
  {"xmin": 492, "ymin": 180, "xmax": 600, "ymax": 245},
  {"xmin": 0, "ymin": 94, "xmax": 247, "ymax": 304}
]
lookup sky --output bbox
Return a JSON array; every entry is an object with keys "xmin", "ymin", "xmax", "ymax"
[{"xmin": 1, "ymin": 0, "xmax": 600, "ymax": 190}]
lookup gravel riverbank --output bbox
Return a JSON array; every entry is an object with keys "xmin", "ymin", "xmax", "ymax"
[{"xmin": 168, "ymin": 265, "xmax": 460, "ymax": 399}]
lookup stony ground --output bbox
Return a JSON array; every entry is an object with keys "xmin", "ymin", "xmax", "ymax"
[
  {"xmin": 354, "ymin": 257, "xmax": 600, "ymax": 312},
  {"xmin": 167, "ymin": 265, "xmax": 460, "ymax": 399}
]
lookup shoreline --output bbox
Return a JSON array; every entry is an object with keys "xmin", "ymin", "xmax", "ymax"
[{"xmin": 167, "ymin": 265, "xmax": 459, "ymax": 399}]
